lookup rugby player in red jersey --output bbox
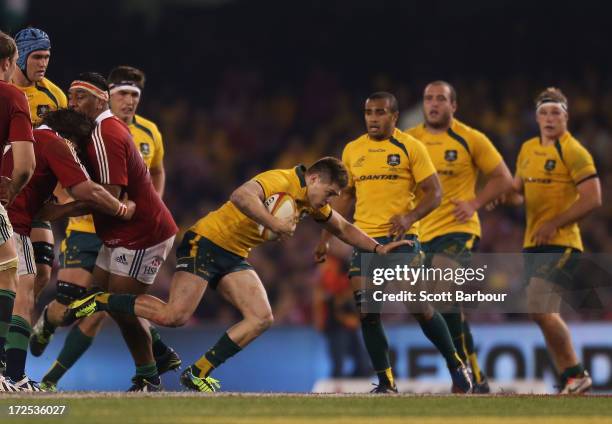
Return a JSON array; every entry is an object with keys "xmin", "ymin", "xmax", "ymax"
[
  {"xmin": 33, "ymin": 67, "xmax": 180, "ymax": 392},
  {"xmin": 0, "ymin": 31, "xmax": 36, "ymax": 392},
  {"xmin": 53, "ymin": 72, "xmax": 178, "ymax": 391},
  {"xmin": 2, "ymin": 109, "xmax": 136, "ymax": 390}
]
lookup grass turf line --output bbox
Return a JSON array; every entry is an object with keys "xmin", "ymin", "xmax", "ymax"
[{"xmin": 0, "ymin": 395, "xmax": 610, "ymax": 424}]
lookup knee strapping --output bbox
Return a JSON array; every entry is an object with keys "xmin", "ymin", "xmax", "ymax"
[
  {"xmin": 56, "ymin": 280, "xmax": 87, "ymax": 305},
  {"xmin": 32, "ymin": 242, "xmax": 55, "ymax": 267}
]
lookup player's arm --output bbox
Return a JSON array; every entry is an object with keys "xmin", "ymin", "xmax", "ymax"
[
  {"xmin": 1, "ymin": 91, "xmax": 37, "ymax": 205},
  {"xmin": 550, "ymin": 177, "xmax": 601, "ymax": 227},
  {"xmin": 36, "ymin": 200, "xmax": 89, "ymax": 221},
  {"xmin": 37, "ymin": 184, "xmax": 134, "ymax": 221},
  {"xmin": 37, "ymin": 183, "xmax": 134, "ymax": 222},
  {"xmin": 149, "ymin": 126, "xmax": 166, "ymax": 197},
  {"xmin": 1, "ymin": 141, "xmax": 36, "ymax": 205},
  {"xmin": 230, "ymin": 180, "xmax": 295, "ymax": 238},
  {"xmin": 485, "ymin": 174, "xmax": 524, "ymax": 210},
  {"xmin": 68, "ymin": 181, "xmax": 134, "ymax": 219},
  {"xmin": 41, "ymin": 139, "xmax": 134, "ymax": 220},
  {"xmin": 507, "ymin": 174, "xmax": 525, "ymax": 205},
  {"xmin": 315, "ymin": 185, "xmax": 356, "ymax": 262},
  {"xmin": 453, "ymin": 161, "xmax": 513, "ymax": 222},
  {"xmin": 389, "ymin": 173, "xmax": 442, "ymax": 238},
  {"xmin": 532, "ymin": 177, "xmax": 601, "ymax": 245},
  {"xmin": 149, "ymin": 164, "xmax": 165, "ymax": 198},
  {"xmin": 321, "ymin": 210, "xmax": 412, "ymax": 254}
]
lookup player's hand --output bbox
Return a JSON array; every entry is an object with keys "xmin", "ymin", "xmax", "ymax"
[
  {"xmin": 271, "ymin": 216, "xmax": 296, "ymax": 241},
  {"xmin": 0, "ymin": 176, "xmax": 12, "ymax": 206},
  {"xmin": 451, "ymin": 199, "xmax": 478, "ymax": 222},
  {"xmin": 485, "ymin": 194, "xmax": 506, "ymax": 211},
  {"xmin": 376, "ymin": 239, "xmax": 414, "ymax": 255},
  {"xmin": 120, "ymin": 200, "xmax": 137, "ymax": 221},
  {"xmin": 314, "ymin": 240, "xmax": 329, "ymax": 263},
  {"xmin": 117, "ymin": 193, "xmax": 136, "ymax": 221},
  {"xmin": 532, "ymin": 220, "xmax": 558, "ymax": 246},
  {"xmin": 388, "ymin": 213, "xmax": 416, "ymax": 240}
]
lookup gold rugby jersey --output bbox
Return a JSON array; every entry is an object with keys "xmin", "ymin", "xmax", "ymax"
[
  {"xmin": 15, "ymin": 77, "xmax": 67, "ymax": 126},
  {"xmin": 407, "ymin": 119, "xmax": 502, "ymax": 242},
  {"xmin": 192, "ymin": 165, "xmax": 332, "ymax": 257},
  {"xmin": 516, "ymin": 132, "xmax": 596, "ymax": 250},
  {"xmin": 342, "ymin": 128, "xmax": 436, "ymax": 238},
  {"xmin": 64, "ymin": 114, "xmax": 165, "ymax": 234}
]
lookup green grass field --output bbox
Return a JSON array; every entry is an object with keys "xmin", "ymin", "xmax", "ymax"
[{"xmin": 0, "ymin": 393, "xmax": 611, "ymax": 424}]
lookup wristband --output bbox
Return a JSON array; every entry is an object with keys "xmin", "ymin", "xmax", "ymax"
[
  {"xmin": 115, "ymin": 203, "xmax": 128, "ymax": 218},
  {"xmin": 373, "ymin": 243, "xmax": 382, "ymax": 254}
]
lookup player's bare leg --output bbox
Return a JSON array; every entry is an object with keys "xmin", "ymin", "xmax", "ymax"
[
  {"xmin": 217, "ymin": 270, "xmax": 273, "ymax": 345},
  {"xmin": 108, "ymin": 271, "xmax": 208, "ymax": 328},
  {"xmin": 528, "ymin": 277, "xmax": 591, "ymax": 393},
  {"xmin": 531, "ymin": 311, "xmax": 578, "ymax": 370},
  {"xmin": 77, "ymin": 312, "xmax": 106, "ymax": 336},
  {"xmin": 180, "ymin": 270, "xmax": 272, "ymax": 392}
]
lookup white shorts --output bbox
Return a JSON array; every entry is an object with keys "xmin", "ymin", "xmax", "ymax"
[
  {"xmin": 0, "ymin": 204, "xmax": 14, "ymax": 245},
  {"xmin": 14, "ymin": 234, "xmax": 35, "ymax": 276},
  {"xmin": 95, "ymin": 236, "xmax": 175, "ymax": 285}
]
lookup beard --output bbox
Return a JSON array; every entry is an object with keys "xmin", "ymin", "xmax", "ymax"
[{"xmin": 425, "ymin": 110, "xmax": 452, "ymax": 130}]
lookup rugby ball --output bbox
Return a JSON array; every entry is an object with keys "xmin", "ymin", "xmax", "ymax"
[{"xmin": 258, "ymin": 193, "xmax": 297, "ymax": 241}]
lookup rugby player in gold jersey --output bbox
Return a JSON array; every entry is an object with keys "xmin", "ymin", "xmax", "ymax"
[
  {"xmin": 317, "ymin": 92, "xmax": 472, "ymax": 393},
  {"xmin": 502, "ymin": 88, "xmax": 600, "ymax": 394},
  {"xmin": 407, "ymin": 81, "xmax": 513, "ymax": 392}
]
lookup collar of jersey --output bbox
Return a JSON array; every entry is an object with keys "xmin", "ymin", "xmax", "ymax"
[
  {"xmin": 539, "ymin": 131, "xmax": 570, "ymax": 146},
  {"xmin": 420, "ymin": 118, "xmax": 459, "ymax": 136},
  {"xmin": 366, "ymin": 127, "xmax": 402, "ymax": 143},
  {"xmin": 295, "ymin": 164, "xmax": 307, "ymax": 187},
  {"xmin": 95, "ymin": 109, "xmax": 114, "ymax": 124}
]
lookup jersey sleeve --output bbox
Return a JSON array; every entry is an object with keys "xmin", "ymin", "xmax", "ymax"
[
  {"xmin": 409, "ymin": 138, "xmax": 436, "ymax": 183},
  {"xmin": 566, "ymin": 140, "xmax": 597, "ymax": 184},
  {"xmin": 471, "ymin": 132, "xmax": 503, "ymax": 174},
  {"xmin": 45, "ymin": 137, "xmax": 89, "ymax": 188},
  {"xmin": 9, "ymin": 91, "xmax": 34, "ymax": 143},
  {"xmin": 252, "ymin": 170, "xmax": 293, "ymax": 199},
  {"xmin": 91, "ymin": 120, "xmax": 128, "ymax": 186},
  {"xmin": 150, "ymin": 125, "xmax": 165, "ymax": 169},
  {"xmin": 45, "ymin": 79, "xmax": 67, "ymax": 109},
  {"xmin": 53, "ymin": 86, "xmax": 68, "ymax": 108},
  {"xmin": 341, "ymin": 144, "xmax": 354, "ymax": 188}
]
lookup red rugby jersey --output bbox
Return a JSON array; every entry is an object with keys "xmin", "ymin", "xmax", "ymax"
[
  {"xmin": 3, "ymin": 127, "xmax": 89, "ymax": 235},
  {"xmin": 85, "ymin": 110, "xmax": 177, "ymax": 249},
  {"xmin": 0, "ymin": 80, "xmax": 34, "ymax": 170}
]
